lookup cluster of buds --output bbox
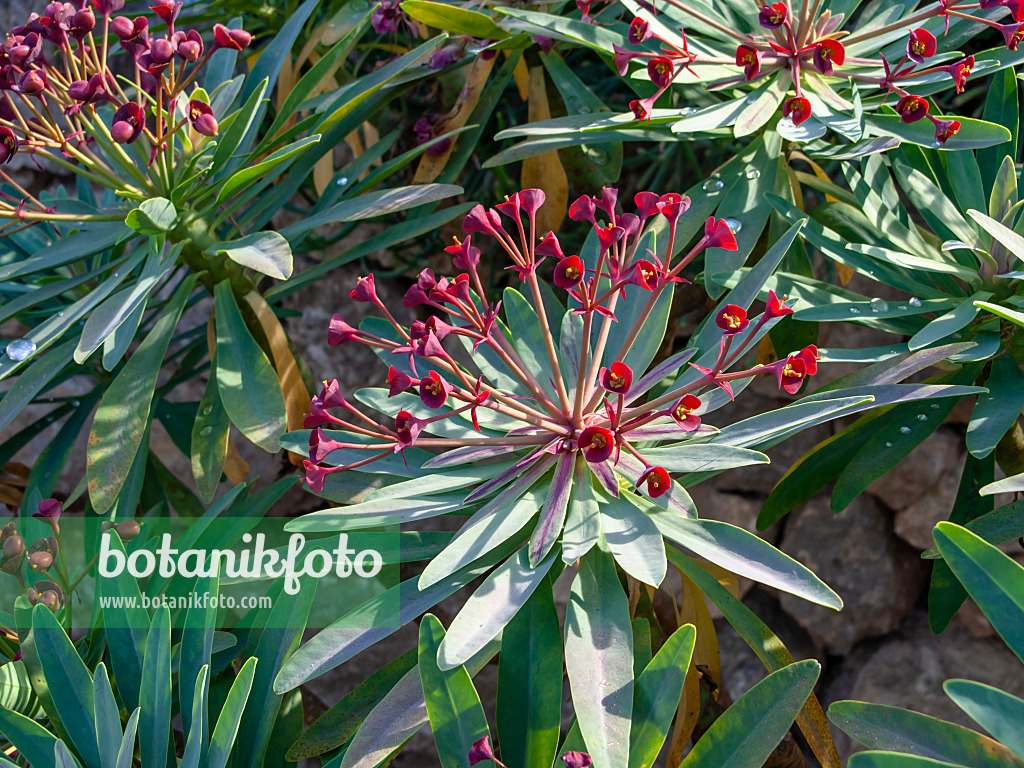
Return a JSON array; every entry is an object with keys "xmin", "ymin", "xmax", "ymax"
[
  {"xmin": 371, "ymin": 0, "xmax": 419, "ymax": 36},
  {"xmin": 614, "ymin": 0, "xmax": 1024, "ymax": 144},
  {"xmin": 303, "ymin": 185, "xmax": 821, "ymax": 514},
  {"xmin": 26, "ymin": 580, "xmax": 62, "ymax": 612},
  {"xmin": 0, "ymin": 0, "xmax": 249, "ymax": 232}
]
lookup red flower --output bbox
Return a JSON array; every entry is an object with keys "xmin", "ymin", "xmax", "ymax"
[
  {"xmin": 150, "ymin": 0, "xmax": 182, "ymax": 23},
  {"xmin": 187, "ymin": 99, "xmax": 218, "ymax": 136},
  {"xmin": 716, "ymin": 304, "xmax": 749, "ymax": 335},
  {"xmin": 387, "ymin": 366, "xmax": 415, "ymax": 397},
  {"xmin": 906, "ymin": 28, "xmax": 936, "ymax": 63},
  {"xmin": 813, "ymin": 39, "xmax": 845, "ymax": 76},
  {"xmin": 736, "ymin": 44, "xmax": 761, "ymax": 79},
  {"xmin": 554, "ymin": 255, "xmax": 585, "ymax": 288},
  {"xmin": 444, "ymin": 235, "xmax": 481, "ymax": 270},
  {"xmin": 173, "ymin": 29, "xmax": 203, "ymax": 61},
  {"xmin": 895, "ymin": 94, "xmax": 929, "ymax": 123},
  {"xmin": 931, "ymin": 116, "xmax": 961, "ymax": 144},
  {"xmin": 395, "ymin": 410, "xmax": 425, "ymax": 448},
  {"xmin": 1009, "ymin": 0, "xmax": 1024, "ymax": 22},
  {"xmin": 783, "ymin": 97, "xmax": 811, "ymax": 125},
  {"xmin": 613, "ymin": 44, "xmax": 639, "ymax": 76},
  {"xmin": 759, "ymin": 3, "xmax": 786, "ymax": 28},
  {"xmin": 765, "ymin": 289, "xmax": 793, "ymax": 319},
  {"xmin": 304, "ymin": 461, "xmax": 342, "ymax": 493},
  {"xmin": 419, "ymin": 370, "xmax": 453, "ymax": 408},
  {"xmin": 579, "ymin": 426, "xmax": 615, "ymax": 463},
  {"xmin": 599, "ymin": 361, "xmax": 633, "ymax": 394},
  {"xmin": 704, "ymin": 216, "xmax": 739, "ymax": 251},
  {"xmin": 998, "ymin": 21, "xmax": 1024, "ymax": 50},
  {"xmin": 776, "ymin": 356, "xmax": 807, "ymax": 394},
  {"xmin": 940, "ymin": 55, "xmax": 972, "ymax": 94},
  {"xmin": 657, "ymin": 192, "xmax": 690, "ymax": 226},
  {"xmin": 647, "ymin": 57, "xmax": 673, "ymax": 89},
  {"xmin": 212, "ymin": 23, "xmax": 251, "ymax": 50},
  {"xmin": 562, "ymin": 753, "xmax": 593, "ymax": 768},
  {"xmin": 628, "ymin": 16, "xmax": 652, "ymax": 45},
  {"xmin": 468, "ymin": 736, "xmax": 496, "ymax": 766},
  {"xmin": 0, "ymin": 127, "xmax": 17, "ymax": 164},
  {"xmin": 33, "ymin": 499, "xmax": 61, "ymax": 535},
  {"xmin": 463, "ymin": 204, "xmax": 504, "ymax": 236},
  {"xmin": 568, "ymin": 194, "xmax": 596, "ymax": 224},
  {"xmin": 640, "ymin": 466, "xmax": 671, "ymax": 497},
  {"xmin": 629, "ymin": 96, "xmax": 657, "ymax": 122},
  {"xmin": 670, "ymin": 394, "xmax": 702, "ymax": 431},
  {"xmin": 349, "ymin": 274, "xmax": 378, "ymax": 302},
  {"xmin": 632, "ymin": 259, "xmax": 659, "ymax": 290},
  {"xmin": 535, "ymin": 232, "xmax": 565, "ymax": 259},
  {"xmin": 110, "ymin": 102, "xmax": 144, "ymax": 144}
]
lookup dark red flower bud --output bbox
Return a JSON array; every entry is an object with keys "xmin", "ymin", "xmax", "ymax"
[
  {"xmin": 670, "ymin": 394, "xmax": 702, "ymax": 431},
  {"xmin": 783, "ymin": 96, "xmax": 811, "ymax": 125},
  {"xmin": 797, "ymin": 344, "xmax": 819, "ymax": 376},
  {"xmin": 444, "ymin": 236, "xmax": 480, "ymax": 270},
  {"xmin": 906, "ymin": 28, "xmax": 936, "ymax": 63},
  {"xmin": 150, "ymin": 0, "xmax": 182, "ymax": 23},
  {"xmin": 111, "ymin": 101, "xmax": 144, "ymax": 143},
  {"xmin": 328, "ymin": 314, "xmax": 361, "ymax": 345},
  {"xmin": 704, "ymin": 216, "xmax": 739, "ymax": 250},
  {"xmin": 519, "ymin": 188, "xmax": 545, "ymax": 216},
  {"xmin": 758, "ymin": 3, "xmax": 786, "ymax": 28},
  {"xmin": 535, "ymin": 231, "xmax": 565, "ymax": 259},
  {"xmin": 175, "ymin": 29, "xmax": 203, "ymax": 62},
  {"xmin": 0, "ymin": 127, "xmax": 18, "ymax": 165},
  {"xmin": 395, "ymin": 410, "xmax": 425, "ymax": 448},
  {"xmin": 70, "ymin": 8, "xmax": 95, "ymax": 38},
  {"xmin": 579, "ymin": 426, "xmax": 615, "ymax": 463},
  {"xmin": 628, "ymin": 16, "xmax": 652, "ymax": 45},
  {"xmin": 387, "ymin": 366, "xmax": 415, "ymax": 397},
  {"xmin": 462, "ymin": 204, "xmax": 504, "ymax": 236},
  {"xmin": 91, "ymin": 0, "xmax": 126, "ymax": 17},
  {"xmin": 939, "ymin": 55, "xmax": 972, "ymax": 94},
  {"xmin": 776, "ymin": 355, "xmax": 806, "ymax": 394},
  {"xmin": 599, "ymin": 361, "xmax": 633, "ymax": 394},
  {"xmin": 568, "ymin": 194, "xmax": 597, "ymax": 224},
  {"xmin": 554, "ymin": 255, "xmax": 585, "ymax": 288},
  {"xmin": 350, "ymin": 274, "xmax": 377, "ymax": 303},
  {"xmin": 562, "ymin": 752, "xmax": 593, "ymax": 768},
  {"xmin": 613, "ymin": 44, "xmax": 639, "ymax": 76},
  {"xmin": 419, "ymin": 370, "xmax": 453, "ymax": 408},
  {"xmin": 647, "ymin": 56, "xmax": 673, "ymax": 89},
  {"xmin": 716, "ymin": 304, "xmax": 749, "ymax": 335},
  {"xmin": 895, "ymin": 94, "xmax": 929, "ymax": 123},
  {"xmin": 656, "ymin": 192, "xmax": 690, "ymax": 226},
  {"xmin": 150, "ymin": 37, "xmax": 173, "ymax": 63},
  {"xmin": 187, "ymin": 99, "xmax": 217, "ymax": 136},
  {"xmin": 213, "ymin": 23, "xmax": 251, "ymax": 50},
  {"xmin": 736, "ymin": 44, "xmax": 761, "ymax": 79},
  {"xmin": 468, "ymin": 736, "xmax": 496, "ymax": 766},
  {"xmin": 629, "ymin": 97, "xmax": 656, "ymax": 122},
  {"xmin": 639, "ymin": 465, "xmax": 671, "ymax": 497},
  {"xmin": 17, "ymin": 70, "xmax": 46, "ymax": 94},
  {"xmin": 634, "ymin": 190, "xmax": 660, "ymax": 222},
  {"xmin": 1009, "ymin": 0, "xmax": 1024, "ymax": 22},
  {"xmin": 998, "ymin": 21, "xmax": 1024, "ymax": 50},
  {"xmin": 812, "ymin": 39, "xmax": 845, "ymax": 76},
  {"xmin": 110, "ymin": 15, "xmax": 134, "ymax": 37}
]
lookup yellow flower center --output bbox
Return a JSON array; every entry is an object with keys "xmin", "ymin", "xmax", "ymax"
[{"xmin": 782, "ymin": 363, "xmax": 803, "ymax": 379}]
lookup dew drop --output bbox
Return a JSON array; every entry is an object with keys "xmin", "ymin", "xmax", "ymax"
[
  {"xmin": 885, "ymin": 441, "xmax": 893, "ymax": 447},
  {"xmin": 870, "ymin": 297, "xmax": 889, "ymax": 313},
  {"xmin": 112, "ymin": 271, "xmax": 119, "ymax": 277},
  {"xmin": 916, "ymin": 413, "xmax": 928, "ymax": 421},
  {"xmin": 578, "ymin": 105, "xmax": 593, "ymax": 114},
  {"xmin": 898, "ymin": 304, "xmax": 907, "ymax": 310},
  {"xmin": 702, "ymin": 178, "xmax": 724, "ymax": 193},
  {"xmin": 899, "ymin": 425, "xmax": 912, "ymax": 434},
  {"xmin": 336, "ymin": 176, "xmax": 349, "ymax": 186},
  {"xmin": 724, "ymin": 217, "xmax": 742, "ymax": 234},
  {"xmin": 953, "ymin": 332, "xmax": 962, "ymax": 340},
  {"xmin": 72, "ymin": 400, "xmax": 80, "ymax": 407},
  {"xmin": 202, "ymin": 405, "xmax": 214, "ymax": 416},
  {"xmin": 4, "ymin": 338, "xmax": 36, "ymax": 362},
  {"xmin": 908, "ymin": 296, "xmax": 922, "ymax": 308},
  {"xmin": 931, "ymin": 140, "xmax": 942, "ymax": 148},
  {"xmin": 779, "ymin": 116, "xmax": 794, "ymax": 129},
  {"xmin": 746, "ymin": 95, "xmax": 758, "ymax": 103},
  {"xmin": 849, "ymin": 307, "xmax": 861, "ymax": 314},
  {"xmin": 680, "ymin": 106, "xmax": 698, "ymax": 116},
  {"xmin": 57, "ymin": 312, "xmax": 64, "ymax": 317},
  {"xmin": 745, "ymin": 167, "xmax": 760, "ymax": 180},
  {"xmin": 930, "ymin": 403, "xmax": 940, "ymax": 410},
  {"xmin": 199, "ymin": 425, "xmax": 213, "ymax": 436},
  {"xmin": 591, "ymin": 151, "xmax": 608, "ymax": 166}
]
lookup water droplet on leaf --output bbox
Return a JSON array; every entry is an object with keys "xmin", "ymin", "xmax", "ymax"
[
  {"xmin": 908, "ymin": 297, "xmax": 922, "ymax": 308},
  {"xmin": 870, "ymin": 297, "xmax": 889, "ymax": 313},
  {"xmin": 202, "ymin": 405, "xmax": 214, "ymax": 416},
  {"xmin": 916, "ymin": 413, "xmax": 928, "ymax": 421},
  {"xmin": 702, "ymin": 178, "xmax": 724, "ymax": 193},
  {"xmin": 745, "ymin": 167, "xmax": 760, "ymax": 179},
  {"xmin": 199, "ymin": 425, "xmax": 213, "ymax": 436},
  {"xmin": 849, "ymin": 307, "xmax": 861, "ymax": 314},
  {"xmin": 899, "ymin": 426, "xmax": 912, "ymax": 434},
  {"xmin": 336, "ymin": 177, "xmax": 349, "ymax": 186},
  {"xmin": 931, "ymin": 403, "xmax": 940, "ymax": 409},
  {"xmin": 885, "ymin": 441, "xmax": 893, "ymax": 447},
  {"xmin": 723, "ymin": 217, "xmax": 742, "ymax": 234},
  {"xmin": 5, "ymin": 338, "xmax": 36, "ymax": 361}
]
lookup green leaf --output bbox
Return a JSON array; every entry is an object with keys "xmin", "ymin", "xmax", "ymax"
[
  {"xmin": 565, "ymin": 548, "xmax": 633, "ymax": 768},
  {"xmin": 31, "ymin": 605, "xmax": 101, "ymax": 766},
  {"xmin": 680, "ymin": 660, "xmax": 820, "ymax": 768},
  {"xmin": 848, "ymin": 752, "xmax": 970, "ymax": 768},
  {"xmin": 180, "ymin": 666, "xmax": 208, "ymax": 768},
  {"xmin": 530, "ymin": 453, "xmax": 574, "ymax": 565},
  {"xmin": 214, "ymin": 280, "xmax": 287, "ymax": 452},
  {"xmin": 968, "ymin": 209, "xmax": 1024, "ymax": 261},
  {"xmin": 214, "ymin": 231, "xmax": 293, "ymax": 280},
  {"xmin": 638, "ymin": 444, "xmax": 769, "ymax": 473},
  {"xmin": 600, "ymin": 494, "xmax": 666, "ymax": 587},
  {"xmin": 86, "ymin": 275, "xmax": 196, "ymax": 514},
  {"xmin": 866, "ymin": 113, "xmax": 1011, "ymax": 150},
  {"xmin": 190, "ymin": 367, "xmax": 229, "ymax": 504},
  {"xmin": 54, "ymin": 740, "xmax": 81, "ymax": 768},
  {"xmin": 92, "ymin": 664, "xmax": 120, "ymax": 768},
  {"xmin": 115, "ymin": 710, "xmax": 139, "ymax": 768},
  {"xmin": 139, "ymin": 607, "xmax": 171, "ymax": 768},
  {"xmin": 420, "ymin": 614, "xmax": 492, "ymax": 768},
  {"xmin": 735, "ymin": 72, "xmax": 787, "ymax": 137},
  {"xmin": 975, "ymin": 300, "xmax": 1024, "ymax": 326},
  {"xmin": 978, "ymin": 68, "xmax": 1019, "ymax": 191},
  {"xmin": 0, "ymin": 705, "xmax": 58, "ymax": 767},
  {"xmin": 981, "ymin": 472, "xmax": 1024, "ymax": 495},
  {"xmin": 209, "ymin": 78, "xmax": 268, "ymax": 176},
  {"xmin": 179, "ymin": 572, "xmax": 218, "ymax": 740},
  {"xmin": 628, "ymin": 624, "xmax": 696, "ymax": 768},
  {"xmin": 401, "ymin": 0, "xmax": 508, "ymax": 37},
  {"xmin": 207, "ymin": 658, "xmax": 257, "ymax": 768},
  {"xmin": 503, "ymin": 286, "xmax": 558, "ymax": 403},
  {"xmin": 967, "ymin": 354, "xmax": 1024, "ymax": 458},
  {"xmin": 215, "ymin": 135, "xmax": 322, "ymax": 204},
  {"xmin": 125, "ymin": 197, "xmax": 177, "ymax": 234},
  {"xmin": 286, "ymin": 650, "xmax": 417, "ymax": 760},
  {"xmin": 0, "ymin": 338, "xmax": 76, "ymax": 433},
  {"xmin": 563, "ymin": 457, "xmax": 601, "ymax": 564},
  {"xmin": 96, "ymin": 534, "xmax": 148, "ymax": 711},
  {"xmin": 278, "ymin": 184, "xmax": 464, "ymax": 241},
  {"xmin": 497, "ymin": 577, "xmax": 562, "ymax": 768},
  {"xmin": 438, "ymin": 547, "xmax": 555, "ymax": 670},
  {"xmin": 944, "ymin": 680, "xmax": 1024, "ymax": 761},
  {"xmin": 828, "ymin": 699, "xmax": 1024, "ymax": 768},
  {"xmin": 933, "ymin": 522, "xmax": 1024, "ymax": 665},
  {"xmin": 243, "ymin": 0, "xmax": 319, "ymax": 102}
]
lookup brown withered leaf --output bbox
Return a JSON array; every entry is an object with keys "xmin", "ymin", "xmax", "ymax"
[{"xmin": 521, "ymin": 66, "xmax": 568, "ymax": 235}]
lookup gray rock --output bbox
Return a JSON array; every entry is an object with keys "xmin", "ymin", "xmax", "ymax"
[
  {"xmin": 779, "ymin": 495, "xmax": 928, "ymax": 654},
  {"xmin": 867, "ymin": 429, "xmax": 963, "ymax": 514}
]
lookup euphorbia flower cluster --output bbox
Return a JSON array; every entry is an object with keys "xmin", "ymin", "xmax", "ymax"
[
  {"xmin": 614, "ymin": 0, "xmax": 1020, "ymax": 144},
  {"xmin": 303, "ymin": 186, "xmax": 822, "ymax": 517},
  {"xmin": 0, "ymin": 0, "xmax": 248, "ymax": 231}
]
